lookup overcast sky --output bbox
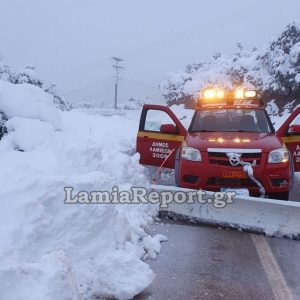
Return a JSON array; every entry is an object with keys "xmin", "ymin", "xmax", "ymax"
[{"xmin": 1, "ymin": 0, "xmax": 300, "ymax": 106}]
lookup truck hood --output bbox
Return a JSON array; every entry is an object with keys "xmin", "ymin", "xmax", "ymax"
[{"xmin": 186, "ymin": 132, "xmax": 283, "ymax": 153}]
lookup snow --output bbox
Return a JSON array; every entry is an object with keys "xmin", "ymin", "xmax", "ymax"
[
  {"xmin": 160, "ymin": 22, "xmax": 300, "ymax": 113},
  {"xmin": 143, "ymin": 234, "xmax": 168, "ymax": 259},
  {"xmin": 6, "ymin": 117, "xmax": 56, "ymax": 151},
  {"xmin": 160, "ymin": 50, "xmax": 261, "ymax": 103},
  {"xmin": 0, "ymin": 78, "xmax": 298, "ymax": 298},
  {"xmin": 170, "ymin": 104, "xmax": 194, "ymax": 129},
  {"xmin": 289, "ymin": 41, "xmax": 300, "ymax": 65},
  {"xmin": 0, "ymin": 80, "xmax": 62, "ymax": 130},
  {"xmin": 266, "ymin": 100, "xmax": 283, "ymax": 129},
  {"xmin": 0, "ymin": 83, "xmax": 167, "ymax": 299},
  {"xmin": 0, "ymin": 251, "xmax": 80, "ymax": 300},
  {"xmin": 91, "ymin": 251, "xmax": 154, "ymax": 299}
]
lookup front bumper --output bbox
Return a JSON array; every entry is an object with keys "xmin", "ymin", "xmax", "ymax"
[{"xmin": 178, "ymin": 154, "xmax": 292, "ymax": 196}]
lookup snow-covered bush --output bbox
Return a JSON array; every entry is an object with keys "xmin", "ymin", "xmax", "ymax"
[
  {"xmin": 0, "ymin": 111, "xmax": 7, "ymax": 140},
  {"xmin": 0, "ymin": 80, "xmax": 62, "ymax": 129},
  {"xmin": 9, "ymin": 65, "xmax": 43, "ymax": 87},
  {"xmin": 44, "ymin": 84, "xmax": 72, "ymax": 111},
  {"xmin": 0, "ymin": 79, "xmax": 62, "ymax": 145},
  {"xmin": 0, "ymin": 60, "xmax": 12, "ymax": 82},
  {"xmin": 72, "ymin": 102, "xmax": 95, "ymax": 110},
  {"xmin": 0, "ymin": 59, "xmax": 66, "ymax": 139},
  {"xmin": 161, "ymin": 22, "xmax": 300, "ymax": 113},
  {"xmin": 121, "ymin": 97, "xmax": 143, "ymax": 110},
  {"xmin": 0, "ymin": 57, "xmax": 71, "ymax": 111}
]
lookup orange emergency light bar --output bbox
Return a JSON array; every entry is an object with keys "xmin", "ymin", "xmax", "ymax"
[
  {"xmin": 203, "ymin": 89, "xmax": 225, "ymax": 99},
  {"xmin": 199, "ymin": 88, "xmax": 261, "ymax": 107},
  {"xmin": 234, "ymin": 89, "xmax": 257, "ymax": 99}
]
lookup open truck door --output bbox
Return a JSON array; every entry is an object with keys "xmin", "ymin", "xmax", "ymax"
[
  {"xmin": 277, "ymin": 106, "xmax": 300, "ymax": 172},
  {"xmin": 136, "ymin": 104, "xmax": 187, "ymax": 169}
]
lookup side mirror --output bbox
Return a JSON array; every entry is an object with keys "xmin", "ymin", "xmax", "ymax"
[
  {"xmin": 288, "ymin": 124, "xmax": 300, "ymax": 135},
  {"xmin": 160, "ymin": 124, "xmax": 178, "ymax": 134}
]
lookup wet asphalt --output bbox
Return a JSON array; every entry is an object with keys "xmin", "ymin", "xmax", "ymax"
[
  {"xmin": 135, "ymin": 220, "xmax": 300, "ymax": 300},
  {"xmin": 135, "ymin": 168, "xmax": 300, "ymax": 299},
  {"xmin": 291, "ymin": 176, "xmax": 300, "ymax": 201}
]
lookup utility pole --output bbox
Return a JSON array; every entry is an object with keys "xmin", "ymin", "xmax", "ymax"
[{"xmin": 112, "ymin": 57, "xmax": 124, "ymax": 109}]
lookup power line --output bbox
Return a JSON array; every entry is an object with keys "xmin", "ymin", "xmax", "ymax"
[
  {"xmin": 62, "ymin": 75, "xmax": 115, "ymax": 96},
  {"xmin": 120, "ymin": 77, "xmax": 159, "ymax": 90}
]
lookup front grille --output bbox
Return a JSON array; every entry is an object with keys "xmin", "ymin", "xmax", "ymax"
[
  {"xmin": 206, "ymin": 177, "xmax": 257, "ymax": 188},
  {"xmin": 208, "ymin": 151, "xmax": 261, "ymax": 166},
  {"xmin": 207, "ymin": 177, "xmax": 257, "ymax": 188}
]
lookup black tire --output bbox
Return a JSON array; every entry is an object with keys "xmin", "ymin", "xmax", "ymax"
[
  {"xmin": 175, "ymin": 148, "xmax": 181, "ymax": 187},
  {"xmin": 268, "ymin": 192, "xmax": 289, "ymax": 201}
]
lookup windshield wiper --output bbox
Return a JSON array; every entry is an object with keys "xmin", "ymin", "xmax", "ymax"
[
  {"xmin": 190, "ymin": 129, "xmax": 216, "ymax": 132},
  {"xmin": 236, "ymin": 130, "xmax": 258, "ymax": 132}
]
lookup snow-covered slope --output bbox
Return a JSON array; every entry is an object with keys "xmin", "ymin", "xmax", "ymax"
[{"xmin": 0, "ymin": 82, "xmax": 166, "ymax": 299}]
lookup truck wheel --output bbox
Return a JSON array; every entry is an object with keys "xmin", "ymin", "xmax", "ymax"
[
  {"xmin": 268, "ymin": 192, "xmax": 289, "ymax": 201},
  {"xmin": 175, "ymin": 148, "xmax": 181, "ymax": 187}
]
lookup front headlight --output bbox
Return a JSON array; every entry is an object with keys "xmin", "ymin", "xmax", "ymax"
[
  {"xmin": 181, "ymin": 147, "xmax": 202, "ymax": 161},
  {"xmin": 268, "ymin": 147, "xmax": 289, "ymax": 164}
]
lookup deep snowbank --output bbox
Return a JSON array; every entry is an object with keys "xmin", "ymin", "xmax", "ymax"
[
  {"xmin": 0, "ymin": 80, "xmax": 62, "ymax": 130},
  {"xmin": 0, "ymin": 82, "xmax": 165, "ymax": 299}
]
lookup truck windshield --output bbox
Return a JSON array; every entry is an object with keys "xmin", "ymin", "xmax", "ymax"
[{"xmin": 190, "ymin": 108, "xmax": 273, "ymax": 133}]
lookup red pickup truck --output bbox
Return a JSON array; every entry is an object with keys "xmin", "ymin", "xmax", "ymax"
[{"xmin": 136, "ymin": 89, "xmax": 300, "ymax": 200}]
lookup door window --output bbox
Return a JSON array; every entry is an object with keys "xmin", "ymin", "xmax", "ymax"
[
  {"xmin": 290, "ymin": 114, "xmax": 300, "ymax": 126},
  {"xmin": 144, "ymin": 110, "xmax": 176, "ymax": 132}
]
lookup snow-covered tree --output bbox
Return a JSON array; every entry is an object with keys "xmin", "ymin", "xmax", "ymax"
[
  {"xmin": 0, "ymin": 56, "xmax": 12, "ymax": 82},
  {"xmin": 0, "ymin": 57, "xmax": 72, "ymax": 139},
  {"xmin": 44, "ymin": 84, "xmax": 72, "ymax": 111},
  {"xmin": 0, "ymin": 112, "xmax": 8, "ymax": 140},
  {"xmin": 0, "ymin": 57, "xmax": 10, "ymax": 139},
  {"xmin": 161, "ymin": 22, "xmax": 300, "ymax": 113},
  {"xmin": 0, "ymin": 57, "xmax": 72, "ymax": 111},
  {"xmin": 10, "ymin": 65, "xmax": 43, "ymax": 87}
]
